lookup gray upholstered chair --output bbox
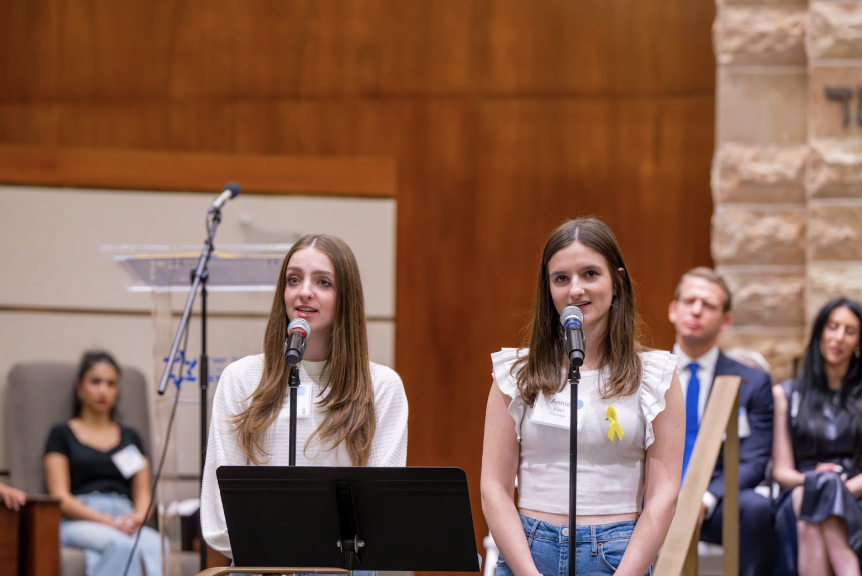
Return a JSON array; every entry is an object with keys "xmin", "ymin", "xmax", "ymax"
[{"xmin": 6, "ymin": 361, "xmax": 198, "ymax": 576}]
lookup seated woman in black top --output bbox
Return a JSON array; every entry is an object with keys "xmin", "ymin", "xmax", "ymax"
[
  {"xmin": 44, "ymin": 351, "xmax": 162, "ymax": 576},
  {"xmin": 772, "ymin": 297, "xmax": 862, "ymax": 576}
]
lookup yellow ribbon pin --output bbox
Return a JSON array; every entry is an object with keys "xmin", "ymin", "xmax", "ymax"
[{"xmin": 606, "ymin": 405, "xmax": 624, "ymax": 442}]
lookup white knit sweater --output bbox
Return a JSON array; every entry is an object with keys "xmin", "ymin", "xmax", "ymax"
[{"xmin": 200, "ymin": 354, "xmax": 409, "ymax": 557}]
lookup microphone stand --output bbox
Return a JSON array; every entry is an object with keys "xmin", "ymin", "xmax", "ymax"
[
  {"xmin": 287, "ymin": 364, "xmax": 300, "ymax": 466},
  {"xmin": 568, "ymin": 360, "xmax": 581, "ymax": 576},
  {"xmin": 197, "ymin": 269, "xmax": 209, "ymax": 571},
  {"xmin": 155, "ymin": 208, "xmax": 223, "ymax": 572}
]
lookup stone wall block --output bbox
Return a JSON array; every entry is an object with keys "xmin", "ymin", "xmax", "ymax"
[
  {"xmin": 807, "ymin": 139, "xmax": 862, "ymax": 199},
  {"xmin": 718, "ymin": 69, "xmax": 808, "ymax": 144},
  {"xmin": 717, "ymin": 330, "xmax": 806, "ymax": 382},
  {"xmin": 807, "ymin": 263, "xmax": 862, "ymax": 322},
  {"xmin": 808, "ymin": 2, "xmax": 862, "ymax": 60},
  {"xmin": 808, "ymin": 204, "xmax": 862, "ymax": 261},
  {"xmin": 712, "ymin": 143, "xmax": 808, "ymax": 203},
  {"xmin": 715, "ymin": 7, "xmax": 807, "ymax": 66},
  {"xmin": 721, "ymin": 272, "xmax": 805, "ymax": 326},
  {"xmin": 712, "ymin": 207, "xmax": 806, "ymax": 265},
  {"xmin": 809, "ymin": 66, "xmax": 862, "ymax": 139}
]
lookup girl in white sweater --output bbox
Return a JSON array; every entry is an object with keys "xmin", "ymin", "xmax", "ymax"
[{"xmin": 201, "ymin": 233, "xmax": 408, "ymax": 560}]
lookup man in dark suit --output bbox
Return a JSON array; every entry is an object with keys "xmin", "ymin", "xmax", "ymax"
[{"xmin": 668, "ymin": 267, "xmax": 775, "ymax": 576}]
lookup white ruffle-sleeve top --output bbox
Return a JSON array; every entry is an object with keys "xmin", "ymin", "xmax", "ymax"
[{"xmin": 492, "ymin": 348, "xmax": 677, "ymax": 516}]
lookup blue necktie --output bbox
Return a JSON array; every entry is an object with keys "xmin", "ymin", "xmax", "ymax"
[{"xmin": 681, "ymin": 362, "xmax": 700, "ymax": 480}]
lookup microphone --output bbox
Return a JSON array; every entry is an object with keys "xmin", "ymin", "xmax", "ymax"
[
  {"xmin": 284, "ymin": 318, "xmax": 311, "ymax": 366},
  {"xmin": 208, "ymin": 182, "xmax": 241, "ymax": 214},
  {"xmin": 560, "ymin": 305, "xmax": 585, "ymax": 367}
]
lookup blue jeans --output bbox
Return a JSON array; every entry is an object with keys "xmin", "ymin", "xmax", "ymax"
[
  {"xmin": 495, "ymin": 514, "xmax": 650, "ymax": 576},
  {"xmin": 61, "ymin": 492, "xmax": 163, "ymax": 576}
]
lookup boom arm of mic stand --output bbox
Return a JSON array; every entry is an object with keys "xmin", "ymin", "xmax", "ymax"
[{"xmin": 157, "ymin": 216, "xmax": 220, "ymax": 395}]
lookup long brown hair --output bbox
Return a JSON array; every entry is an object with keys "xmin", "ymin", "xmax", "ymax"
[
  {"xmin": 232, "ymin": 234, "xmax": 375, "ymax": 466},
  {"xmin": 514, "ymin": 218, "xmax": 644, "ymax": 405}
]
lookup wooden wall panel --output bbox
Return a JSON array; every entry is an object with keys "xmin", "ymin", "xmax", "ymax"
[
  {"xmin": 0, "ymin": 0, "xmax": 716, "ymax": 570},
  {"xmin": 482, "ymin": 0, "xmax": 715, "ymax": 95},
  {"xmin": 0, "ymin": 145, "xmax": 395, "ymax": 196},
  {"xmin": 0, "ymin": 504, "xmax": 19, "ymax": 573}
]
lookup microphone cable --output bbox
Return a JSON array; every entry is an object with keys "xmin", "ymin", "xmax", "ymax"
[
  {"xmin": 123, "ymin": 196, "xmax": 224, "ymax": 574},
  {"xmin": 121, "ymin": 321, "xmax": 191, "ymax": 576}
]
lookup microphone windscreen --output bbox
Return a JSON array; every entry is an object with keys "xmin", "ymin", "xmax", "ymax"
[
  {"xmin": 560, "ymin": 305, "xmax": 584, "ymax": 327},
  {"xmin": 287, "ymin": 317, "xmax": 311, "ymax": 337},
  {"xmin": 223, "ymin": 181, "xmax": 241, "ymax": 198}
]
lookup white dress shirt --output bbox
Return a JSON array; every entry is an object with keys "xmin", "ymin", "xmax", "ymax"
[
  {"xmin": 672, "ymin": 344, "xmax": 721, "ymax": 517},
  {"xmin": 673, "ymin": 344, "xmax": 720, "ymax": 423}
]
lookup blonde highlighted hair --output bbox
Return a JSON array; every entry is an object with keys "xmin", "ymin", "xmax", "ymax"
[{"xmin": 673, "ymin": 267, "xmax": 732, "ymax": 314}]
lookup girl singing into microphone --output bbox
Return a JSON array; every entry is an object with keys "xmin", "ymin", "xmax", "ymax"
[
  {"xmin": 201, "ymin": 233, "xmax": 408, "ymax": 561},
  {"xmin": 481, "ymin": 218, "xmax": 684, "ymax": 576}
]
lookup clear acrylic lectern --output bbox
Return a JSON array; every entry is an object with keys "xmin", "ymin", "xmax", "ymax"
[{"xmin": 105, "ymin": 244, "xmax": 291, "ymax": 575}]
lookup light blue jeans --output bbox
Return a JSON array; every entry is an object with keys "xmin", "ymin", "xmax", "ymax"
[
  {"xmin": 61, "ymin": 492, "xmax": 163, "ymax": 576},
  {"xmin": 495, "ymin": 514, "xmax": 650, "ymax": 576}
]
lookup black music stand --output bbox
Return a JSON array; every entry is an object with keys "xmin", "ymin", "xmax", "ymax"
[{"xmin": 217, "ymin": 466, "xmax": 480, "ymax": 573}]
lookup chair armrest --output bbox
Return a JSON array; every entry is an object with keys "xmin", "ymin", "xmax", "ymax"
[
  {"xmin": 20, "ymin": 495, "xmax": 61, "ymax": 576},
  {"xmin": 0, "ymin": 503, "xmax": 20, "ymax": 572}
]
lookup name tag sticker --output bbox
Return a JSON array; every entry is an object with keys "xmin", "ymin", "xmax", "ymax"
[
  {"xmin": 278, "ymin": 384, "xmax": 311, "ymax": 419},
  {"xmin": 111, "ymin": 444, "xmax": 146, "ymax": 479},
  {"xmin": 531, "ymin": 387, "xmax": 585, "ymax": 431},
  {"xmin": 721, "ymin": 407, "xmax": 752, "ymax": 442},
  {"xmin": 738, "ymin": 407, "xmax": 751, "ymax": 438},
  {"xmin": 577, "ymin": 399, "xmax": 585, "ymax": 431}
]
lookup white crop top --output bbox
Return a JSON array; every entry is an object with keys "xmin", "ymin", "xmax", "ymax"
[{"xmin": 492, "ymin": 348, "xmax": 677, "ymax": 516}]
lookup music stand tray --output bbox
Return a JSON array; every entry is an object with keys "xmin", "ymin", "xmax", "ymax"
[{"xmin": 217, "ymin": 466, "xmax": 480, "ymax": 572}]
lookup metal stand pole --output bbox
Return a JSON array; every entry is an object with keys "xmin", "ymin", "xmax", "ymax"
[
  {"xmin": 288, "ymin": 365, "xmax": 300, "ymax": 466},
  {"xmin": 568, "ymin": 363, "xmax": 581, "ymax": 576},
  {"xmin": 198, "ymin": 270, "xmax": 209, "ymax": 570}
]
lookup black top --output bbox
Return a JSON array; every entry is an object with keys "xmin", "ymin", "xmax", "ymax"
[
  {"xmin": 44, "ymin": 422, "xmax": 146, "ymax": 498},
  {"xmin": 783, "ymin": 380, "xmax": 862, "ymax": 477}
]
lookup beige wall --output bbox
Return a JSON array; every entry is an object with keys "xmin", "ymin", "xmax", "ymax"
[{"xmin": 1, "ymin": 186, "xmax": 396, "ymax": 498}]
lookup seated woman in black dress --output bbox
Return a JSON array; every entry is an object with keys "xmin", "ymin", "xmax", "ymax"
[{"xmin": 772, "ymin": 297, "xmax": 862, "ymax": 576}]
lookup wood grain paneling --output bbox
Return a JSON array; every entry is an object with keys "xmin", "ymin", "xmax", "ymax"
[
  {"xmin": 20, "ymin": 497, "xmax": 61, "ymax": 576},
  {"xmin": 0, "ymin": 145, "xmax": 395, "ymax": 196},
  {"xmin": 0, "ymin": 504, "xmax": 19, "ymax": 573},
  {"xmin": 0, "ymin": 1, "xmax": 716, "ymax": 571}
]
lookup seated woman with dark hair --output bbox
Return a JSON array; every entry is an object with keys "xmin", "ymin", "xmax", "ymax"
[
  {"xmin": 44, "ymin": 351, "xmax": 162, "ymax": 576},
  {"xmin": 772, "ymin": 297, "xmax": 862, "ymax": 576}
]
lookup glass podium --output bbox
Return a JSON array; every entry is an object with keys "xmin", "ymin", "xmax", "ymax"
[{"xmin": 104, "ymin": 244, "xmax": 291, "ymax": 575}]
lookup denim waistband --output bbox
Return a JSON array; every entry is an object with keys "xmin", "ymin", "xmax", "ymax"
[{"xmin": 519, "ymin": 513, "xmax": 636, "ymax": 545}]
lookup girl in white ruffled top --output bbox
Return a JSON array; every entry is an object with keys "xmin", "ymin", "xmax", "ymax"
[{"xmin": 481, "ymin": 218, "xmax": 685, "ymax": 576}]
